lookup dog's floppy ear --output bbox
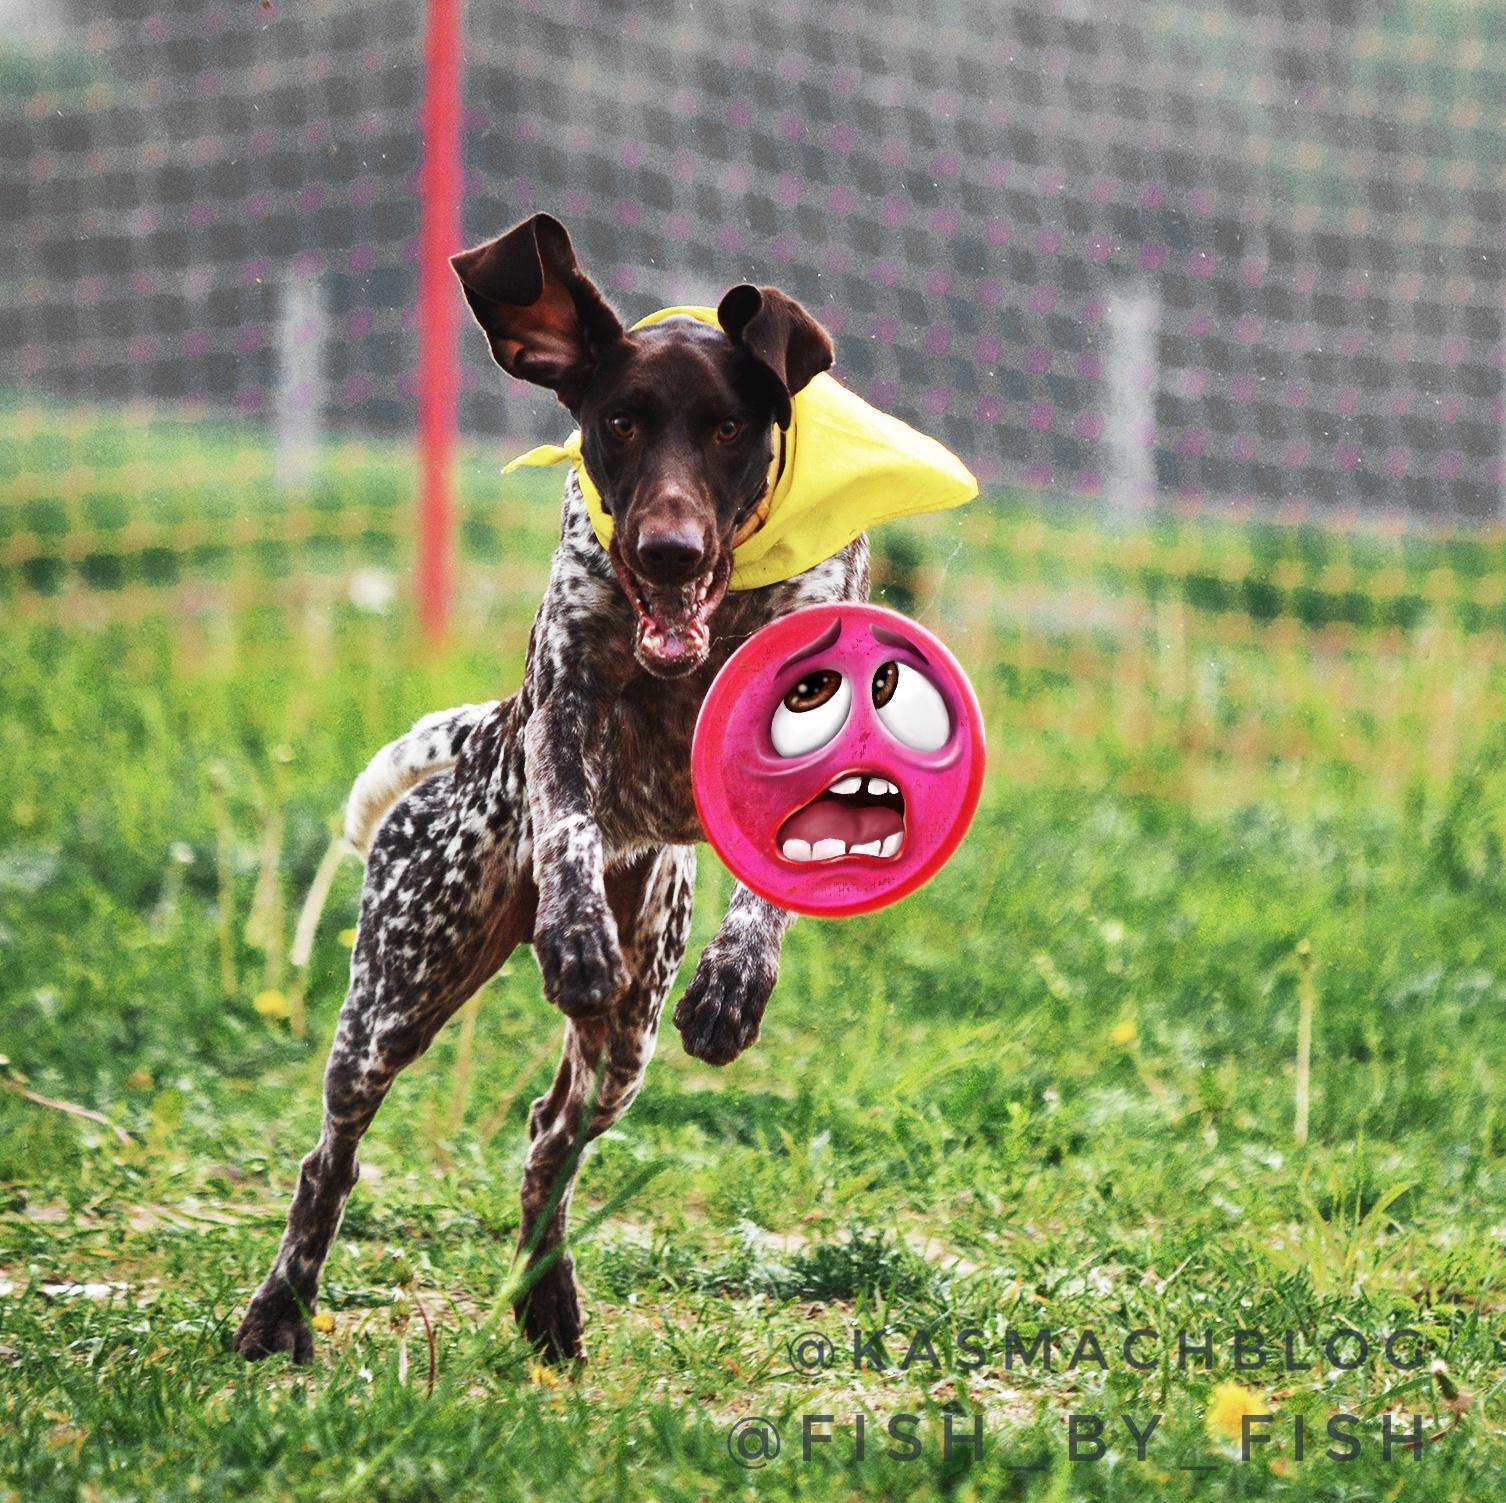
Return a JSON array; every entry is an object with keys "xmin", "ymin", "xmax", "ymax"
[
  {"xmin": 450, "ymin": 214, "xmax": 624, "ymax": 413},
  {"xmin": 716, "ymin": 285, "xmax": 834, "ymax": 428}
]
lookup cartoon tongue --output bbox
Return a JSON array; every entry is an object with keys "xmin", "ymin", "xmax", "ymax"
[{"xmin": 779, "ymin": 803, "xmax": 902, "ymax": 847}]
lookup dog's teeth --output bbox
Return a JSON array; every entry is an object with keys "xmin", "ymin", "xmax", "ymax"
[
  {"xmin": 811, "ymin": 838, "xmax": 846, "ymax": 860},
  {"xmin": 782, "ymin": 838, "xmax": 812, "ymax": 862},
  {"xmin": 880, "ymin": 833, "xmax": 903, "ymax": 857},
  {"xmin": 831, "ymin": 775, "xmax": 862, "ymax": 796},
  {"xmin": 867, "ymin": 777, "xmax": 888, "ymax": 796},
  {"xmin": 850, "ymin": 839, "xmax": 882, "ymax": 856}
]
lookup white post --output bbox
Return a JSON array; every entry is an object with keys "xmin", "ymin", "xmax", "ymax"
[
  {"xmin": 1102, "ymin": 281, "xmax": 1161, "ymax": 517},
  {"xmin": 0, "ymin": 0, "xmax": 65, "ymax": 42},
  {"xmin": 1496, "ymin": 356, "xmax": 1506, "ymax": 517},
  {"xmin": 275, "ymin": 270, "xmax": 325, "ymax": 492}
]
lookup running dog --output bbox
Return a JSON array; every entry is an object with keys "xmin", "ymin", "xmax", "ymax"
[{"xmin": 233, "ymin": 213, "xmax": 867, "ymax": 1364}]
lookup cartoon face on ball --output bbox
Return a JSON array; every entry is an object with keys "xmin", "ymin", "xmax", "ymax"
[{"xmin": 691, "ymin": 603, "xmax": 986, "ymax": 917}]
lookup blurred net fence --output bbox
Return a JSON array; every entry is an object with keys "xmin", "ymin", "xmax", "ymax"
[{"xmin": 4, "ymin": 0, "xmax": 1506, "ymax": 618}]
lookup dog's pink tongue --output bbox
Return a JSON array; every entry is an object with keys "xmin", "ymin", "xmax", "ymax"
[
  {"xmin": 639, "ymin": 595, "xmax": 710, "ymax": 664},
  {"xmin": 639, "ymin": 613, "xmax": 704, "ymax": 665},
  {"xmin": 648, "ymin": 629, "xmax": 689, "ymax": 662}
]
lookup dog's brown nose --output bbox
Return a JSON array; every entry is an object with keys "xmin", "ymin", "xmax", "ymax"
[{"xmin": 635, "ymin": 523, "xmax": 707, "ymax": 582}]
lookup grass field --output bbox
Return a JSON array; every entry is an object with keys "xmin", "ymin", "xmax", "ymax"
[{"xmin": 5, "ymin": 420, "xmax": 1506, "ymax": 1498}]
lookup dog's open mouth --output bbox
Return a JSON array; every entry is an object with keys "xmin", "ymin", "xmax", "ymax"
[
  {"xmin": 776, "ymin": 774, "xmax": 906, "ymax": 862},
  {"xmin": 612, "ymin": 548, "xmax": 732, "ymax": 673}
]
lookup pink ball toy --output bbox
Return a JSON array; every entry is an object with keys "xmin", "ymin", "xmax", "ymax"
[{"xmin": 692, "ymin": 602, "xmax": 986, "ymax": 917}]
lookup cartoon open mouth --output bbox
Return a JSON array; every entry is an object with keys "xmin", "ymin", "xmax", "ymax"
[{"xmin": 776, "ymin": 773, "xmax": 905, "ymax": 861}]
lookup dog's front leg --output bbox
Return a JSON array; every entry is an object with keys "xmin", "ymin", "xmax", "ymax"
[
  {"xmin": 524, "ymin": 697, "xmax": 629, "ymax": 1015},
  {"xmin": 673, "ymin": 883, "xmax": 793, "ymax": 1065}
]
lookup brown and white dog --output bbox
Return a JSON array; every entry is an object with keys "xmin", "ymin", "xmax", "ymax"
[{"xmin": 233, "ymin": 214, "xmax": 868, "ymax": 1364}]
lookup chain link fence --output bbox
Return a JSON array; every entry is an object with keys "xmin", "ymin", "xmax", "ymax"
[{"xmin": 3, "ymin": 0, "xmax": 1505, "ymax": 613}]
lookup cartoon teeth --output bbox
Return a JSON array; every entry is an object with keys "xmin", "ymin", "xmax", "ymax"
[
  {"xmin": 827, "ymin": 774, "xmax": 900, "ymax": 797},
  {"xmin": 778, "ymin": 837, "xmax": 901, "ymax": 862}
]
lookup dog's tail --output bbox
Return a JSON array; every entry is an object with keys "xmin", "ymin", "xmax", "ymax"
[{"xmin": 343, "ymin": 701, "xmax": 499, "ymax": 859}]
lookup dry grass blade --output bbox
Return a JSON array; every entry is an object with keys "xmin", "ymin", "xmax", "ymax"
[
  {"xmin": 3, "ymin": 1079, "xmax": 132, "ymax": 1145},
  {"xmin": 414, "ymin": 1290, "xmax": 437, "ymax": 1398},
  {"xmin": 476, "ymin": 1032, "xmax": 563, "ymax": 1149},
  {"xmin": 208, "ymin": 767, "xmax": 237, "ymax": 996},
  {"xmin": 448, "ymin": 994, "xmax": 481, "ymax": 1139},
  {"xmin": 290, "ymin": 830, "xmax": 351, "ymax": 970},
  {"xmin": 1294, "ymin": 938, "xmax": 1314, "ymax": 1145}
]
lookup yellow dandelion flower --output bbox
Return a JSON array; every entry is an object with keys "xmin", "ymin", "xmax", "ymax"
[
  {"xmin": 1110, "ymin": 1020, "xmax": 1137, "ymax": 1046},
  {"xmin": 311, "ymin": 1311, "xmax": 336, "ymax": 1335},
  {"xmin": 253, "ymin": 989, "xmax": 291, "ymax": 1019},
  {"xmin": 339, "ymin": 928, "xmax": 358, "ymax": 948},
  {"xmin": 528, "ymin": 1361, "xmax": 564, "ymax": 1389},
  {"xmin": 1206, "ymin": 1382, "xmax": 1264, "ymax": 1441}
]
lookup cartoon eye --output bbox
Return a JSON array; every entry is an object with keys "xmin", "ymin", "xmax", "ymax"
[
  {"xmin": 872, "ymin": 661, "xmax": 950, "ymax": 752},
  {"xmin": 771, "ymin": 670, "xmax": 851, "ymax": 756}
]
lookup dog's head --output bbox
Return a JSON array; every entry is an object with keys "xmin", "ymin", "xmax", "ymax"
[{"xmin": 452, "ymin": 214, "xmax": 833, "ymax": 677}]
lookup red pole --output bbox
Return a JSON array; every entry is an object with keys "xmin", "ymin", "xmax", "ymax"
[{"xmin": 416, "ymin": 0, "xmax": 463, "ymax": 644}]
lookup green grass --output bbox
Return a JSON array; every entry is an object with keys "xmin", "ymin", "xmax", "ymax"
[
  {"xmin": 5, "ymin": 433, "xmax": 1506, "ymax": 1496},
  {"xmin": 13, "ymin": 397, "xmax": 1506, "ymax": 642}
]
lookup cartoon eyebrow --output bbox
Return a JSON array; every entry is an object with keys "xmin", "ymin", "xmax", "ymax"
[
  {"xmin": 870, "ymin": 622, "xmax": 929, "ymax": 662},
  {"xmin": 779, "ymin": 616, "xmax": 842, "ymax": 674}
]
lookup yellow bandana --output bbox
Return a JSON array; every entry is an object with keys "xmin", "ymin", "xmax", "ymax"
[{"xmin": 502, "ymin": 305, "xmax": 979, "ymax": 591}]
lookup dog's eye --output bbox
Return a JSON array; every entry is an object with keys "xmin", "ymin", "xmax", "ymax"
[
  {"xmin": 771, "ymin": 671, "xmax": 851, "ymax": 756},
  {"xmin": 607, "ymin": 414, "xmax": 635, "ymax": 439},
  {"xmin": 716, "ymin": 418, "xmax": 742, "ymax": 442},
  {"xmin": 873, "ymin": 661, "xmax": 950, "ymax": 752}
]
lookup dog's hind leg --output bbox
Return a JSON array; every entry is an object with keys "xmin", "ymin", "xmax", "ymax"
[
  {"xmin": 514, "ymin": 842, "xmax": 695, "ymax": 1362},
  {"xmin": 234, "ymin": 726, "xmax": 534, "ymax": 1363}
]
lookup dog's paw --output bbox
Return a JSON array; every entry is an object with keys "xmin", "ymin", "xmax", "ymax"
[
  {"xmin": 673, "ymin": 941, "xmax": 777, "ymax": 1066},
  {"xmin": 516, "ymin": 1253, "xmax": 587, "ymax": 1365},
  {"xmin": 534, "ymin": 905, "xmax": 630, "ymax": 1017},
  {"xmin": 233, "ymin": 1283, "xmax": 315, "ymax": 1364}
]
